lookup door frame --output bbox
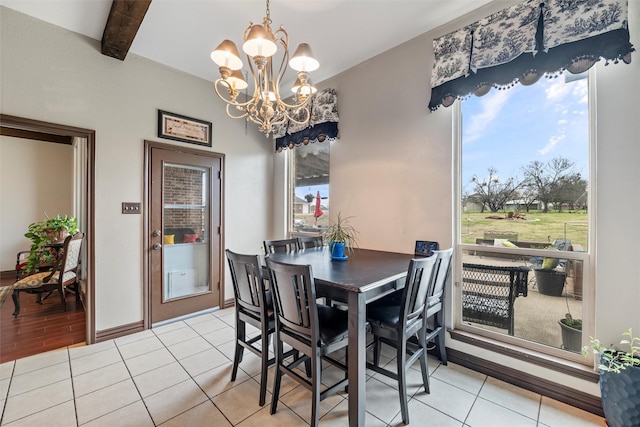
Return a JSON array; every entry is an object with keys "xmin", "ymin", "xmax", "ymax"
[
  {"xmin": 0, "ymin": 114, "xmax": 96, "ymax": 344},
  {"xmin": 143, "ymin": 140, "xmax": 225, "ymax": 329}
]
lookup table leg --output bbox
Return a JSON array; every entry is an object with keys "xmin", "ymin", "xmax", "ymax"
[{"xmin": 347, "ymin": 291, "xmax": 366, "ymax": 427}]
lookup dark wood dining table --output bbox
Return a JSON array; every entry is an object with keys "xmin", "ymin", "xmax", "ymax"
[{"xmin": 266, "ymin": 246, "xmax": 415, "ymax": 427}]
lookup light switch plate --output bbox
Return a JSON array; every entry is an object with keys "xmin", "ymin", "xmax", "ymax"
[{"xmin": 122, "ymin": 202, "xmax": 141, "ymax": 214}]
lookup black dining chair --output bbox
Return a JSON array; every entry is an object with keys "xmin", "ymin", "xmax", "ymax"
[
  {"xmin": 225, "ymin": 249, "xmax": 296, "ymax": 406},
  {"xmin": 423, "ymin": 248, "xmax": 454, "ymax": 365},
  {"xmin": 263, "ymin": 238, "xmax": 299, "ymax": 255},
  {"xmin": 296, "ymin": 235, "xmax": 324, "ymax": 249},
  {"xmin": 265, "ymin": 258, "xmax": 350, "ymax": 427},
  {"xmin": 366, "ymin": 255, "xmax": 438, "ymax": 425}
]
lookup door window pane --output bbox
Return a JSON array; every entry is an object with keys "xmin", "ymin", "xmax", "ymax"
[{"xmin": 163, "ymin": 164, "xmax": 210, "ymax": 301}]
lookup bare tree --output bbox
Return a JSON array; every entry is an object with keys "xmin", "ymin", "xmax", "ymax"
[
  {"xmin": 471, "ymin": 167, "xmax": 522, "ymax": 213},
  {"xmin": 521, "ymin": 157, "xmax": 574, "ymax": 213},
  {"xmin": 550, "ymin": 172, "xmax": 587, "ymax": 211}
]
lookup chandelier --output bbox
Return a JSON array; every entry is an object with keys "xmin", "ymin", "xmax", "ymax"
[{"xmin": 210, "ymin": 0, "xmax": 319, "ymax": 137}]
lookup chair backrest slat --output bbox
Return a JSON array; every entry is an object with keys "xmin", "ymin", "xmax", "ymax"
[
  {"xmin": 429, "ymin": 248, "xmax": 454, "ymax": 303},
  {"xmin": 226, "ymin": 250, "xmax": 267, "ymax": 316},
  {"xmin": 297, "ymin": 235, "xmax": 324, "ymax": 249},
  {"xmin": 400, "ymin": 256, "xmax": 437, "ymax": 325},
  {"xmin": 266, "ymin": 258, "xmax": 318, "ymax": 342},
  {"xmin": 263, "ymin": 239, "xmax": 299, "ymax": 255}
]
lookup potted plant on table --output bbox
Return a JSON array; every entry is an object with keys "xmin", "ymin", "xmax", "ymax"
[
  {"xmin": 583, "ymin": 328, "xmax": 640, "ymax": 427},
  {"xmin": 22, "ymin": 214, "xmax": 79, "ymax": 274},
  {"xmin": 323, "ymin": 212, "xmax": 358, "ymax": 260}
]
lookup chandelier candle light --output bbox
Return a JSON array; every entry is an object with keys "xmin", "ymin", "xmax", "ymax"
[{"xmin": 210, "ymin": 0, "xmax": 319, "ymax": 136}]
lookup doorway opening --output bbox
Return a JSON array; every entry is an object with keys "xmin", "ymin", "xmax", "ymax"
[{"xmin": 0, "ymin": 114, "xmax": 95, "ymax": 362}]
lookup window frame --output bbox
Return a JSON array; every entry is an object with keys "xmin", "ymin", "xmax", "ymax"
[{"xmin": 451, "ymin": 69, "xmax": 597, "ymax": 365}]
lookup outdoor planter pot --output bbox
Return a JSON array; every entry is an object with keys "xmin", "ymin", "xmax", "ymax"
[
  {"xmin": 558, "ymin": 319, "xmax": 582, "ymax": 352},
  {"xmin": 534, "ymin": 269, "xmax": 566, "ymax": 296}
]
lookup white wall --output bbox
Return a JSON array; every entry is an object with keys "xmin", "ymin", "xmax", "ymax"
[
  {"xmin": 0, "ymin": 136, "xmax": 74, "ymax": 271},
  {"xmin": 0, "ymin": 7, "xmax": 274, "ymax": 330}
]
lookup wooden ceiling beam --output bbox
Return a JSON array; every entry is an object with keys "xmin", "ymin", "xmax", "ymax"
[{"xmin": 101, "ymin": 0, "xmax": 152, "ymax": 61}]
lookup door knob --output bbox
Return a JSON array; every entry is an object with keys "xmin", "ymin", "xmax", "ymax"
[{"xmin": 152, "ymin": 243, "xmax": 162, "ymax": 250}]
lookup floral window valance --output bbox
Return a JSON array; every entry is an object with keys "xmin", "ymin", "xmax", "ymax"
[
  {"xmin": 274, "ymin": 88, "xmax": 339, "ymax": 152},
  {"xmin": 429, "ymin": 0, "xmax": 634, "ymax": 111}
]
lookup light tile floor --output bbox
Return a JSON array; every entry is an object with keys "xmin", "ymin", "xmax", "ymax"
[{"xmin": 0, "ymin": 307, "xmax": 606, "ymax": 426}]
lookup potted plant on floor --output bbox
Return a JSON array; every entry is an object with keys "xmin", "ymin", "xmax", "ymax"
[
  {"xmin": 22, "ymin": 214, "xmax": 79, "ymax": 274},
  {"xmin": 323, "ymin": 212, "xmax": 358, "ymax": 260},
  {"xmin": 558, "ymin": 313, "xmax": 582, "ymax": 353},
  {"xmin": 558, "ymin": 291, "xmax": 582, "ymax": 352},
  {"xmin": 584, "ymin": 328, "xmax": 640, "ymax": 427}
]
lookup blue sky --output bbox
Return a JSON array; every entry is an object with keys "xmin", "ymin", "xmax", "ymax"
[{"xmin": 461, "ymin": 74, "xmax": 589, "ymax": 195}]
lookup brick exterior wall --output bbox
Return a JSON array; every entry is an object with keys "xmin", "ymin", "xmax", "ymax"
[{"xmin": 164, "ymin": 166, "xmax": 206, "ymax": 232}]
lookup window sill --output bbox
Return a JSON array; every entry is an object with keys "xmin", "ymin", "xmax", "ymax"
[{"xmin": 449, "ymin": 329, "xmax": 599, "ymax": 383}]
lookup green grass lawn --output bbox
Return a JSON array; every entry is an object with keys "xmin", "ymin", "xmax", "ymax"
[{"xmin": 461, "ymin": 210, "xmax": 588, "ymax": 250}]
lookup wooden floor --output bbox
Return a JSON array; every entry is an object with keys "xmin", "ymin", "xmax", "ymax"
[{"xmin": 0, "ymin": 274, "xmax": 85, "ymax": 363}]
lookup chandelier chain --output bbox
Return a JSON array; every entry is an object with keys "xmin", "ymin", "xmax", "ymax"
[{"xmin": 266, "ymin": 0, "xmax": 271, "ymax": 25}]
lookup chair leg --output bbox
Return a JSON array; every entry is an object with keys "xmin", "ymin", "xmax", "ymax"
[
  {"xmin": 12, "ymin": 289, "xmax": 21, "ymax": 316},
  {"xmin": 270, "ymin": 332, "xmax": 283, "ymax": 415},
  {"xmin": 231, "ymin": 319, "xmax": 245, "ymax": 381},
  {"xmin": 397, "ymin": 340, "xmax": 410, "ymax": 425},
  {"xmin": 259, "ymin": 330, "xmax": 270, "ymax": 406},
  {"xmin": 59, "ymin": 286, "xmax": 66, "ymax": 311},
  {"xmin": 417, "ymin": 331, "xmax": 431, "ymax": 394},
  {"xmin": 373, "ymin": 335, "xmax": 381, "ymax": 366},
  {"xmin": 311, "ymin": 350, "xmax": 322, "ymax": 427},
  {"xmin": 437, "ymin": 327, "xmax": 447, "ymax": 365}
]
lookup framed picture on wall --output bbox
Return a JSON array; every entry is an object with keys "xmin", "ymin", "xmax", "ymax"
[{"xmin": 157, "ymin": 110, "xmax": 212, "ymax": 147}]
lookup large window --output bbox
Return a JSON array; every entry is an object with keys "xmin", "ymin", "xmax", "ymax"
[
  {"xmin": 456, "ymin": 71, "xmax": 592, "ymax": 362},
  {"xmin": 288, "ymin": 143, "xmax": 330, "ymax": 237}
]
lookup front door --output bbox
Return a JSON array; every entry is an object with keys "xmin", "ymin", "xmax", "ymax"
[{"xmin": 147, "ymin": 142, "xmax": 222, "ymax": 325}]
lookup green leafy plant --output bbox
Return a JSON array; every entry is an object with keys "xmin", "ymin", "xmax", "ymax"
[
  {"xmin": 323, "ymin": 212, "xmax": 358, "ymax": 251},
  {"xmin": 23, "ymin": 214, "xmax": 79, "ymax": 274},
  {"xmin": 583, "ymin": 328, "xmax": 640, "ymax": 373}
]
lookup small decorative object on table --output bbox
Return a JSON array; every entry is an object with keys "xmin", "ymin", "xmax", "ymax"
[{"xmin": 323, "ymin": 212, "xmax": 358, "ymax": 261}]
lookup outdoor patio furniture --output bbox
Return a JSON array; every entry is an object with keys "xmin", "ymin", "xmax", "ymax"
[{"xmin": 461, "ymin": 263, "xmax": 529, "ymax": 335}]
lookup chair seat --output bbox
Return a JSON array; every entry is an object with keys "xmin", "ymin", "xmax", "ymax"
[
  {"xmin": 13, "ymin": 270, "xmax": 76, "ymax": 290},
  {"xmin": 317, "ymin": 304, "xmax": 349, "ymax": 345},
  {"xmin": 367, "ymin": 299, "xmax": 402, "ymax": 328}
]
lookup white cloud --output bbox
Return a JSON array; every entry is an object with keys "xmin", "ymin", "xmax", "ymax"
[
  {"xmin": 557, "ymin": 119, "xmax": 567, "ymax": 125},
  {"xmin": 463, "ymin": 90, "xmax": 512, "ymax": 144},
  {"xmin": 573, "ymin": 80, "xmax": 588, "ymax": 104},
  {"xmin": 539, "ymin": 134, "xmax": 565, "ymax": 155},
  {"xmin": 545, "ymin": 80, "xmax": 570, "ymax": 101}
]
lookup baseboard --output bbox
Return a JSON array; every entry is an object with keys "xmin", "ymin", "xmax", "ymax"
[
  {"xmin": 1, "ymin": 270, "xmax": 15, "ymax": 281},
  {"xmin": 223, "ymin": 298, "xmax": 234, "ymax": 309},
  {"xmin": 95, "ymin": 321, "xmax": 144, "ymax": 343},
  {"xmin": 447, "ymin": 347, "xmax": 604, "ymax": 417}
]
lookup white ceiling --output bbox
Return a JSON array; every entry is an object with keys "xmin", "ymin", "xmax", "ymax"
[{"xmin": 0, "ymin": 0, "xmax": 492, "ymax": 86}]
